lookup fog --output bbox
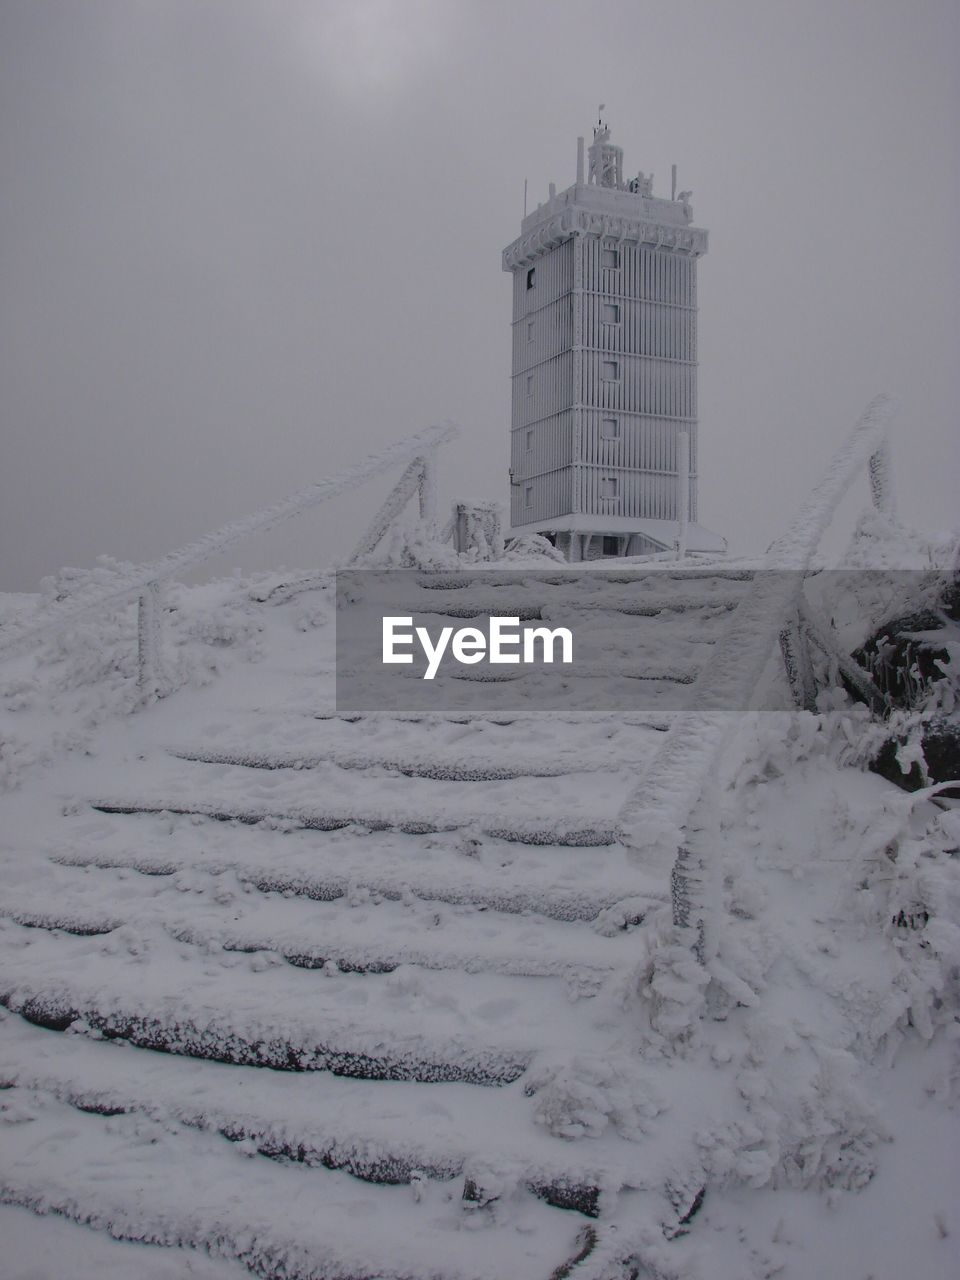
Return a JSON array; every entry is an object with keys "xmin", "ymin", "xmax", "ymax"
[{"xmin": 1, "ymin": 0, "xmax": 957, "ymax": 590}]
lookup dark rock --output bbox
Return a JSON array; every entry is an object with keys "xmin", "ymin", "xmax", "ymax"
[
  {"xmin": 869, "ymin": 714, "xmax": 959, "ymax": 798},
  {"xmin": 843, "ymin": 572, "xmax": 960, "ymax": 795},
  {"xmin": 461, "ymin": 1176, "xmax": 499, "ymax": 1209},
  {"xmin": 853, "ymin": 608, "xmax": 953, "ymax": 708}
]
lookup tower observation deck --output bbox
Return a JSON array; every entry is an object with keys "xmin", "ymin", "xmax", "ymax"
[{"xmin": 502, "ymin": 117, "xmax": 725, "ymax": 559}]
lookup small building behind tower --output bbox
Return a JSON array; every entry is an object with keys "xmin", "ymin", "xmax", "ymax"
[{"xmin": 503, "ymin": 116, "xmax": 725, "ymax": 559}]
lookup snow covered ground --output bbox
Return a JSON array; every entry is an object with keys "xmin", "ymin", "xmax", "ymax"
[{"xmin": 0, "ymin": 556, "xmax": 957, "ymax": 1279}]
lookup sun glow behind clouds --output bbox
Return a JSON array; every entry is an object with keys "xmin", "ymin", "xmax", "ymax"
[{"xmin": 298, "ymin": 0, "xmax": 452, "ymax": 97}]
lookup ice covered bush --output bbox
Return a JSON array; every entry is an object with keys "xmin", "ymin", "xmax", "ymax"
[
  {"xmin": 0, "ymin": 734, "xmax": 49, "ymax": 791},
  {"xmin": 170, "ymin": 578, "xmax": 266, "ymax": 669},
  {"xmin": 524, "ymin": 1052, "xmax": 663, "ymax": 1141},
  {"xmin": 500, "ymin": 533, "xmax": 566, "ymax": 563},
  {"xmin": 352, "ymin": 517, "xmax": 462, "ymax": 570},
  {"xmin": 0, "ymin": 564, "xmax": 268, "ymax": 790}
]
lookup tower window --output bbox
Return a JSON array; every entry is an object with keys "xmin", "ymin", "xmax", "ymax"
[
  {"xmin": 601, "ymin": 360, "xmax": 619, "ymax": 381},
  {"xmin": 526, "ymin": 267, "xmax": 536, "ymax": 290},
  {"xmin": 600, "ymin": 417, "xmax": 620, "ymax": 439},
  {"xmin": 600, "ymin": 477, "xmax": 618, "ymax": 499},
  {"xmin": 526, "ymin": 374, "xmax": 534, "ymax": 395},
  {"xmin": 527, "ymin": 319, "xmax": 535, "ymax": 341},
  {"xmin": 524, "ymin": 485, "xmax": 534, "ymax": 507},
  {"xmin": 602, "ymin": 536, "xmax": 620, "ymax": 556},
  {"xmin": 525, "ymin": 429, "xmax": 534, "ymax": 450},
  {"xmin": 601, "ymin": 248, "xmax": 620, "ymax": 269},
  {"xmin": 602, "ymin": 303, "xmax": 620, "ymax": 324}
]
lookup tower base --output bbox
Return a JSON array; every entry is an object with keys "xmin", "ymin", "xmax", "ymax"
[{"xmin": 508, "ymin": 515, "xmax": 727, "ymax": 562}]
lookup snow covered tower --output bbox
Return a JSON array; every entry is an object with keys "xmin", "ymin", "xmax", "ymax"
[{"xmin": 503, "ymin": 116, "xmax": 724, "ymax": 559}]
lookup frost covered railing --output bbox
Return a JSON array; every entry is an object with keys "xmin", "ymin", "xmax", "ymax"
[
  {"xmin": 0, "ymin": 423, "xmax": 457, "ymax": 698},
  {"xmin": 617, "ymin": 394, "xmax": 896, "ymax": 954}
]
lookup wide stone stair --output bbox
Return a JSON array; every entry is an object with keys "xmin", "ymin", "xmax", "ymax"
[{"xmin": 0, "ymin": 566, "xmax": 756, "ymax": 1279}]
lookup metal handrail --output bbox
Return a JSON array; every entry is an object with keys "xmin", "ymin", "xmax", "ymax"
[
  {"xmin": 0, "ymin": 422, "xmax": 457, "ymax": 691},
  {"xmin": 616, "ymin": 394, "xmax": 896, "ymax": 948}
]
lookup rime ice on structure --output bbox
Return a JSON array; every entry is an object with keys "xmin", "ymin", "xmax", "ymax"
[{"xmin": 503, "ymin": 113, "xmax": 725, "ymax": 560}]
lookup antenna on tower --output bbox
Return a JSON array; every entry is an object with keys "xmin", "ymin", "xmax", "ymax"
[
  {"xmin": 671, "ymin": 164, "xmax": 677, "ymax": 201},
  {"xmin": 523, "ymin": 178, "xmax": 528, "ymax": 218}
]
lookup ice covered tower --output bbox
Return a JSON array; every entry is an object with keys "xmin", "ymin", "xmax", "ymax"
[{"xmin": 503, "ymin": 116, "xmax": 724, "ymax": 558}]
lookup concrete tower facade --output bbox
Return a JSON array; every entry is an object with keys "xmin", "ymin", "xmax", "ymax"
[{"xmin": 503, "ymin": 118, "xmax": 724, "ymax": 559}]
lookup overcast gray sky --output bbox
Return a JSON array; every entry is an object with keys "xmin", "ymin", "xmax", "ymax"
[{"xmin": 1, "ymin": 0, "xmax": 957, "ymax": 590}]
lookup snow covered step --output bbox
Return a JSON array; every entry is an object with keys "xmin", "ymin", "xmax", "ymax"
[
  {"xmin": 0, "ymin": 882, "xmax": 633, "ymax": 982},
  {"xmin": 0, "ymin": 923, "xmax": 604, "ymax": 1082},
  {"xmin": 0, "ymin": 1020, "xmax": 629, "ymax": 1216},
  {"xmin": 0, "ymin": 1088, "xmax": 587, "ymax": 1280},
  {"xmin": 412, "ymin": 568, "xmax": 755, "ymax": 588},
  {"xmin": 178, "ymin": 704, "xmax": 669, "ymax": 755},
  {"xmin": 359, "ymin": 660, "xmax": 701, "ymax": 685},
  {"xmin": 0, "ymin": 905, "xmax": 121, "ymax": 936},
  {"xmin": 2, "ymin": 982, "xmax": 532, "ymax": 1085},
  {"xmin": 373, "ymin": 590, "xmax": 747, "ymax": 620},
  {"xmin": 81, "ymin": 858, "xmax": 640, "ymax": 961},
  {"xmin": 531, "ymin": 617, "xmax": 720, "ymax": 651},
  {"xmin": 83, "ymin": 746, "xmax": 635, "ymax": 827},
  {"xmin": 50, "ymin": 844, "xmax": 662, "ymax": 923},
  {"xmin": 228, "ymin": 700, "xmax": 675, "ymax": 730},
  {"xmin": 167, "ymin": 741, "xmax": 657, "ymax": 781},
  {"xmin": 87, "ymin": 795, "xmax": 621, "ymax": 845},
  {"xmin": 164, "ymin": 922, "xmax": 615, "ymax": 984},
  {"xmin": 0, "ymin": 1205, "xmax": 251, "ymax": 1280},
  {"xmin": 307, "ymin": 708, "xmax": 674, "ymax": 729},
  {"xmin": 260, "ymin": 566, "xmax": 754, "ymax": 604}
]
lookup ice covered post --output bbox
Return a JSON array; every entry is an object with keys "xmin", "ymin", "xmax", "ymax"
[
  {"xmin": 868, "ymin": 436, "xmax": 897, "ymax": 519},
  {"xmin": 676, "ymin": 430, "xmax": 690, "ymax": 559},
  {"xmin": 137, "ymin": 580, "xmax": 166, "ymax": 700},
  {"xmin": 348, "ymin": 446, "xmax": 443, "ymax": 563},
  {"xmin": 417, "ymin": 447, "xmax": 439, "ymax": 533}
]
